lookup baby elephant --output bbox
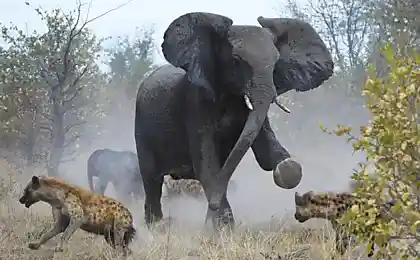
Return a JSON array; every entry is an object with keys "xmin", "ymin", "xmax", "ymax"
[{"xmin": 19, "ymin": 175, "xmax": 136, "ymax": 255}]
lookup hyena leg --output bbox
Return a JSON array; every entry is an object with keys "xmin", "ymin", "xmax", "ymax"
[
  {"xmin": 367, "ymin": 235, "xmax": 379, "ymax": 257},
  {"xmin": 28, "ymin": 209, "xmax": 69, "ymax": 250},
  {"xmin": 55, "ymin": 204, "xmax": 84, "ymax": 252},
  {"xmin": 104, "ymin": 223, "xmax": 116, "ymax": 248},
  {"xmin": 332, "ymin": 221, "xmax": 351, "ymax": 255},
  {"xmin": 367, "ymin": 242, "xmax": 375, "ymax": 257},
  {"xmin": 108, "ymin": 222, "xmax": 132, "ymax": 256},
  {"xmin": 115, "ymin": 228, "xmax": 132, "ymax": 256}
]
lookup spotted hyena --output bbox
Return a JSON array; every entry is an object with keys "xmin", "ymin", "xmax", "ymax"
[
  {"xmin": 162, "ymin": 175, "xmax": 238, "ymax": 200},
  {"xmin": 19, "ymin": 175, "xmax": 136, "ymax": 255},
  {"xmin": 293, "ymin": 190, "xmax": 394, "ymax": 257},
  {"xmin": 162, "ymin": 175, "xmax": 205, "ymax": 199}
]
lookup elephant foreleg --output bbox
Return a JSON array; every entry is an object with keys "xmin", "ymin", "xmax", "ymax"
[
  {"xmin": 205, "ymin": 193, "xmax": 234, "ymax": 232},
  {"xmin": 185, "ymin": 87, "xmax": 233, "ymax": 231},
  {"xmin": 251, "ymin": 117, "xmax": 290, "ymax": 170},
  {"xmin": 251, "ymin": 118, "xmax": 302, "ymax": 189}
]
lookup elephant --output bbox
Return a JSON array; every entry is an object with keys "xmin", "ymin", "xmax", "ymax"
[
  {"xmin": 134, "ymin": 12, "xmax": 334, "ymax": 231},
  {"xmin": 87, "ymin": 148, "xmax": 144, "ymax": 203}
]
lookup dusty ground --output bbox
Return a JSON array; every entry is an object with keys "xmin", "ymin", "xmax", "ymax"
[{"xmin": 0, "ymin": 159, "xmax": 370, "ymax": 260}]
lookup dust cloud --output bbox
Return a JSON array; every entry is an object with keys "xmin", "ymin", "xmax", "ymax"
[{"xmin": 56, "ymin": 83, "xmax": 369, "ymax": 231}]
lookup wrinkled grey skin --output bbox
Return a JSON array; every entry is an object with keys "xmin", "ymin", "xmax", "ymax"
[
  {"xmin": 87, "ymin": 149, "xmax": 144, "ymax": 203},
  {"xmin": 135, "ymin": 12, "xmax": 334, "ymax": 231}
]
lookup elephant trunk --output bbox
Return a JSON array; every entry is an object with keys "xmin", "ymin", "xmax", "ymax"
[{"xmin": 208, "ymin": 74, "xmax": 276, "ymax": 210}]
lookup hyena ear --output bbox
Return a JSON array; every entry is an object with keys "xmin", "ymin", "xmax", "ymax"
[
  {"xmin": 294, "ymin": 192, "xmax": 304, "ymax": 206},
  {"xmin": 295, "ymin": 191, "xmax": 313, "ymax": 206},
  {"xmin": 31, "ymin": 176, "xmax": 40, "ymax": 186},
  {"xmin": 302, "ymin": 191, "xmax": 314, "ymax": 203}
]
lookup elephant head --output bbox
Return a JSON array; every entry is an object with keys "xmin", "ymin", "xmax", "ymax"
[{"xmin": 161, "ymin": 12, "xmax": 333, "ymax": 210}]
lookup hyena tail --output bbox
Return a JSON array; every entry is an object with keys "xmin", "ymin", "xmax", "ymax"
[{"xmin": 124, "ymin": 224, "xmax": 136, "ymax": 245}]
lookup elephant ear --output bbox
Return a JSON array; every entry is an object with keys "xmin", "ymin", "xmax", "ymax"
[
  {"xmin": 161, "ymin": 12, "xmax": 233, "ymax": 97},
  {"xmin": 257, "ymin": 16, "xmax": 334, "ymax": 95}
]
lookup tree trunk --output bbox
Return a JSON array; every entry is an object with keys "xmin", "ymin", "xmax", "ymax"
[
  {"xmin": 47, "ymin": 100, "xmax": 65, "ymax": 177},
  {"xmin": 25, "ymin": 126, "xmax": 36, "ymax": 167}
]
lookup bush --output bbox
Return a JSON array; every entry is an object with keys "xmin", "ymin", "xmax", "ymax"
[{"xmin": 323, "ymin": 43, "xmax": 420, "ymax": 259}]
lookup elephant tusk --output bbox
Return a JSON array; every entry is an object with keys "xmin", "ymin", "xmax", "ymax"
[
  {"xmin": 274, "ymin": 97, "xmax": 291, "ymax": 113},
  {"xmin": 244, "ymin": 95, "xmax": 254, "ymax": 110}
]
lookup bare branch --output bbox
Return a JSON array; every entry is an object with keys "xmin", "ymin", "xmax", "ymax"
[
  {"xmin": 60, "ymin": 155, "xmax": 76, "ymax": 164},
  {"xmin": 40, "ymin": 111, "xmax": 55, "ymax": 123},
  {"xmin": 84, "ymin": 0, "xmax": 93, "ymax": 24},
  {"xmin": 63, "ymin": 134, "xmax": 80, "ymax": 148},
  {"xmin": 38, "ymin": 60, "xmax": 56, "ymax": 87},
  {"xmin": 39, "ymin": 122, "xmax": 52, "ymax": 132},
  {"xmin": 84, "ymin": 0, "xmax": 133, "ymax": 25},
  {"xmin": 64, "ymin": 65, "xmax": 89, "ymax": 96},
  {"xmin": 64, "ymin": 121, "xmax": 85, "ymax": 134},
  {"xmin": 58, "ymin": 1, "xmax": 83, "ymax": 88},
  {"xmin": 61, "ymin": 65, "xmax": 89, "ymax": 112}
]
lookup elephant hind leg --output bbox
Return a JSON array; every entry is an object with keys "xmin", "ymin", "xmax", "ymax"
[
  {"xmin": 143, "ymin": 173, "xmax": 164, "ymax": 226},
  {"xmin": 97, "ymin": 178, "xmax": 109, "ymax": 196},
  {"xmin": 135, "ymin": 141, "xmax": 163, "ymax": 226}
]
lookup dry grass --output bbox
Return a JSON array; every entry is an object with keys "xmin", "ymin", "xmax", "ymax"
[{"xmin": 0, "ymin": 159, "xmax": 370, "ymax": 260}]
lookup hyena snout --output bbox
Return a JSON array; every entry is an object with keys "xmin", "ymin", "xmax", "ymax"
[{"xmin": 294, "ymin": 212, "xmax": 309, "ymax": 223}]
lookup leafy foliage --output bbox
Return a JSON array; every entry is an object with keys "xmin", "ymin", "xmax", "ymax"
[
  {"xmin": 98, "ymin": 27, "xmax": 156, "ymax": 143},
  {"xmin": 104, "ymin": 26, "xmax": 156, "ymax": 105},
  {"xmin": 322, "ymin": 44, "xmax": 420, "ymax": 259},
  {"xmin": 0, "ymin": 4, "xmax": 156, "ymax": 175},
  {"xmin": 0, "ymin": 6, "xmax": 107, "ymax": 175}
]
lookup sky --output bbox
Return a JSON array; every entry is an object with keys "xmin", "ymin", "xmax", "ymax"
[{"xmin": 1, "ymin": 0, "xmax": 288, "ymax": 65}]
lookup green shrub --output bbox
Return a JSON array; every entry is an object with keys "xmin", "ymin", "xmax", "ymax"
[{"xmin": 322, "ymin": 43, "xmax": 420, "ymax": 259}]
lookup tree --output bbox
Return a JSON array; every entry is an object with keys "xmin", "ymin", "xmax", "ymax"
[
  {"xmin": 0, "ymin": 24, "xmax": 50, "ymax": 165},
  {"xmin": 370, "ymin": 0, "xmax": 420, "ymax": 47},
  {"xmin": 105, "ymin": 26, "xmax": 156, "ymax": 98},
  {"xmin": 0, "ymin": 3, "xmax": 110, "ymax": 175},
  {"xmin": 99, "ymin": 27, "xmax": 156, "ymax": 145},
  {"xmin": 365, "ymin": 0, "xmax": 420, "ymax": 78},
  {"xmin": 281, "ymin": 0, "xmax": 372, "ymax": 72},
  {"xmin": 324, "ymin": 44, "xmax": 420, "ymax": 259}
]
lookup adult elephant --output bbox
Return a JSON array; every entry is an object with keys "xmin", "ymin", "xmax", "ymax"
[
  {"xmin": 87, "ymin": 148, "xmax": 144, "ymax": 203},
  {"xmin": 134, "ymin": 12, "xmax": 334, "ymax": 231}
]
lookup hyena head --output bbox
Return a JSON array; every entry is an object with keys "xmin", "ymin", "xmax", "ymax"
[
  {"xmin": 294, "ymin": 191, "xmax": 316, "ymax": 223},
  {"xmin": 19, "ymin": 176, "xmax": 56, "ymax": 208},
  {"xmin": 294, "ymin": 191, "xmax": 353, "ymax": 223}
]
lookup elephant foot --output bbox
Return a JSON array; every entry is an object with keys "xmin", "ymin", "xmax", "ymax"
[
  {"xmin": 204, "ymin": 207, "xmax": 235, "ymax": 235},
  {"xmin": 273, "ymin": 158, "xmax": 302, "ymax": 189},
  {"xmin": 149, "ymin": 217, "xmax": 173, "ymax": 233}
]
